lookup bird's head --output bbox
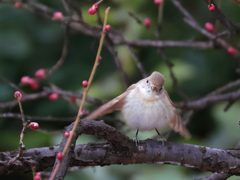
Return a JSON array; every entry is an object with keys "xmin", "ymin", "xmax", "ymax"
[{"xmin": 147, "ymin": 71, "xmax": 165, "ymax": 92}]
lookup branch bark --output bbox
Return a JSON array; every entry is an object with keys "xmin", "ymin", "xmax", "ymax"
[{"xmin": 1, "ymin": 119, "xmax": 240, "ymax": 175}]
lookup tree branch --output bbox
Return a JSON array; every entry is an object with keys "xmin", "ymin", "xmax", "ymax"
[
  {"xmin": 0, "ymin": 88, "xmax": 103, "ymax": 109},
  {"xmin": 204, "ymin": 0, "xmax": 239, "ymax": 33},
  {"xmin": 1, "ymin": 120, "xmax": 240, "ymax": 175},
  {"xmin": 170, "ymin": 0, "xmax": 240, "ymax": 60},
  {"xmin": 196, "ymin": 172, "xmax": 231, "ymax": 180},
  {"xmin": 175, "ymin": 88, "xmax": 240, "ymax": 110}
]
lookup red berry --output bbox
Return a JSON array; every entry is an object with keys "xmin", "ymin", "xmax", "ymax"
[
  {"xmin": 49, "ymin": 93, "xmax": 59, "ymax": 101},
  {"xmin": 233, "ymin": 0, "xmax": 237, "ymax": 3},
  {"xmin": 144, "ymin": 18, "xmax": 151, "ymax": 28},
  {"xmin": 99, "ymin": 56, "xmax": 102, "ymax": 60},
  {"xmin": 14, "ymin": 2, "xmax": 21, "ymax": 8},
  {"xmin": 14, "ymin": 91, "xmax": 22, "ymax": 101},
  {"xmin": 70, "ymin": 97, "xmax": 76, "ymax": 103},
  {"xmin": 36, "ymin": 172, "xmax": 41, "ymax": 177},
  {"xmin": 105, "ymin": 24, "xmax": 111, "ymax": 31},
  {"xmin": 82, "ymin": 80, "xmax": 88, "ymax": 88},
  {"xmin": 57, "ymin": 152, "xmax": 63, "ymax": 160},
  {"xmin": 154, "ymin": 0, "xmax": 163, "ymax": 5},
  {"xmin": 205, "ymin": 22, "xmax": 214, "ymax": 33},
  {"xmin": 88, "ymin": 4, "xmax": 97, "ymax": 15},
  {"xmin": 70, "ymin": 130, "xmax": 76, "ymax": 136},
  {"xmin": 228, "ymin": 47, "xmax": 236, "ymax": 56},
  {"xmin": 21, "ymin": 76, "xmax": 30, "ymax": 84},
  {"xmin": 30, "ymin": 122, "xmax": 39, "ymax": 130},
  {"xmin": 81, "ymin": 109, "xmax": 86, "ymax": 116},
  {"xmin": 53, "ymin": 12, "xmax": 63, "ymax": 20},
  {"xmin": 34, "ymin": 176, "xmax": 40, "ymax": 180},
  {"xmin": 35, "ymin": 68, "xmax": 46, "ymax": 79},
  {"xmin": 208, "ymin": 4, "xmax": 215, "ymax": 11},
  {"xmin": 28, "ymin": 78, "xmax": 39, "ymax": 90},
  {"xmin": 64, "ymin": 132, "xmax": 70, "ymax": 138}
]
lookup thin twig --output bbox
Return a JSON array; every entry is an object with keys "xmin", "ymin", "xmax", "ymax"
[
  {"xmin": 128, "ymin": 11, "xmax": 142, "ymax": 24},
  {"xmin": 65, "ymin": 0, "xmax": 83, "ymax": 21},
  {"xmin": 116, "ymin": 40, "xmax": 214, "ymax": 49},
  {"xmin": 17, "ymin": 98, "xmax": 27, "ymax": 157},
  {"xmin": 126, "ymin": 46, "xmax": 147, "ymax": 78},
  {"xmin": 157, "ymin": 0, "xmax": 164, "ymax": 39},
  {"xmin": 155, "ymin": 1, "xmax": 189, "ymax": 100},
  {"xmin": 8, "ymin": 97, "xmax": 28, "ymax": 164},
  {"xmin": 175, "ymin": 88, "xmax": 240, "ymax": 110},
  {"xmin": 0, "ymin": 74, "xmax": 23, "ymax": 93},
  {"xmin": 61, "ymin": 0, "xmax": 71, "ymax": 15},
  {"xmin": 207, "ymin": 79, "xmax": 240, "ymax": 96},
  {"xmin": 49, "ymin": 7, "xmax": 111, "ymax": 180},
  {"xmin": 0, "ymin": 88, "xmax": 103, "ymax": 109},
  {"xmin": 170, "ymin": 0, "xmax": 240, "ymax": 60},
  {"xmin": 159, "ymin": 51, "xmax": 189, "ymax": 100},
  {"xmin": 105, "ymin": 43, "xmax": 129, "ymax": 88},
  {"xmin": 204, "ymin": 0, "xmax": 239, "ymax": 33},
  {"xmin": 95, "ymin": 3, "xmax": 103, "ymax": 25},
  {"xmin": 0, "ymin": 113, "xmax": 76, "ymax": 122},
  {"xmin": 44, "ymin": 87, "xmax": 103, "ymax": 105},
  {"xmin": 47, "ymin": 27, "xmax": 70, "ymax": 77}
]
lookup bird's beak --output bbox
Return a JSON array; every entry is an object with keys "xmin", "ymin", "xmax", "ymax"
[{"xmin": 151, "ymin": 86, "xmax": 157, "ymax": 91}]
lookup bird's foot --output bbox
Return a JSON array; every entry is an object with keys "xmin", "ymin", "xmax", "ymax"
[
  {"xmin": 132, "ymin": 137, "xmax": 139, "ymax": 146},
  {"xmin": 155, "ymin": 129, "xmax": 166, "ymax": 146},
  {"xmin": 157, "ymin": 137, "xmax": 166, "ymax": 146}
]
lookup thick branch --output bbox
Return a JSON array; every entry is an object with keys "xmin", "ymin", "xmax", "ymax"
[{"xmin": 1, "ymin": 120, "xmax": 240, "ymax": 175}]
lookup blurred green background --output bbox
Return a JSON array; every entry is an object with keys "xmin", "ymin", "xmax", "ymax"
[{"xmin": 0, "ymin": 0, "xmax": 240, "ymax": 179}]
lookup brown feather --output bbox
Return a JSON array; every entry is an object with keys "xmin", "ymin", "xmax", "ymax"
[
  {"xmin": 85, "ymin": 84, "xmax": 136, "ymax": 120},
  {"xmin": 149, "ymin": 72, "xmax": 165, "ymax": 90}
]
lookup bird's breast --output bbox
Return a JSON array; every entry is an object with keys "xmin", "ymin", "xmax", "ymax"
[{"xmin": 121, "ymin": 87, "xmax": 175, "ymax": 131}]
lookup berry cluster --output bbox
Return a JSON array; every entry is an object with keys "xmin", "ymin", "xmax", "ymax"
[{"xmin": 20, "ymin": 68, "xmax": 46, "ymax": 90}]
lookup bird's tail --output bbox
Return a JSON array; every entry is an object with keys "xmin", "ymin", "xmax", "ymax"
[{"xmin": 169, "ymin": 114, "xmax": 191, "ymax": 139}]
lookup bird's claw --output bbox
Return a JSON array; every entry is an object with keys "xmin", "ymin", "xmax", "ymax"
[
  {"xmin": 158, "ymin": 137, "xmax": 166, "ymax": 146},
  {"xmin": 133, "ymin": 137, "xmax": 139, "ymax": 146}
]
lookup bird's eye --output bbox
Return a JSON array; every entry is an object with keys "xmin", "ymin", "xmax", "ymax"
[
  {"xmin": 159, "ymin": 87, "xmax": 162, "ymax": 91},
  {"xmin": 146, "ymin": 80, "xmax": 149, "ymax": 83}
]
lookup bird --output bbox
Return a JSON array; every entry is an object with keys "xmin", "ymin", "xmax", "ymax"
[{"xmin": 85, "ymin": 71, "xmax": 191, "ymax": 144}]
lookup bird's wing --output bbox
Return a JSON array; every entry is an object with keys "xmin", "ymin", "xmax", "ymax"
[
  {"xmin": 85, "ymin": 84, "xmax": 136, "ymax": 120},
  {"xmin": 164, "ymin": 89, "xmax": 191, "ymax": 139}
]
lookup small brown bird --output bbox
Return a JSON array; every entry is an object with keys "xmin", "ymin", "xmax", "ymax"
[{"xmin": 86, "ymin": 71, "xmax": 191, "ymax": 143}]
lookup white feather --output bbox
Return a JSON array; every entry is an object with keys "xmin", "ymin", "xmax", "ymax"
[{"xmin": 122, "ymin": 84, "xmax": 175, "ymax": 131}]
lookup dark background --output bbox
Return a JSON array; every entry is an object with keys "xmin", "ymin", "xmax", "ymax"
[{"xmin": 0, "ymin": 0, "xmax": 240, "ymax": 179}]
